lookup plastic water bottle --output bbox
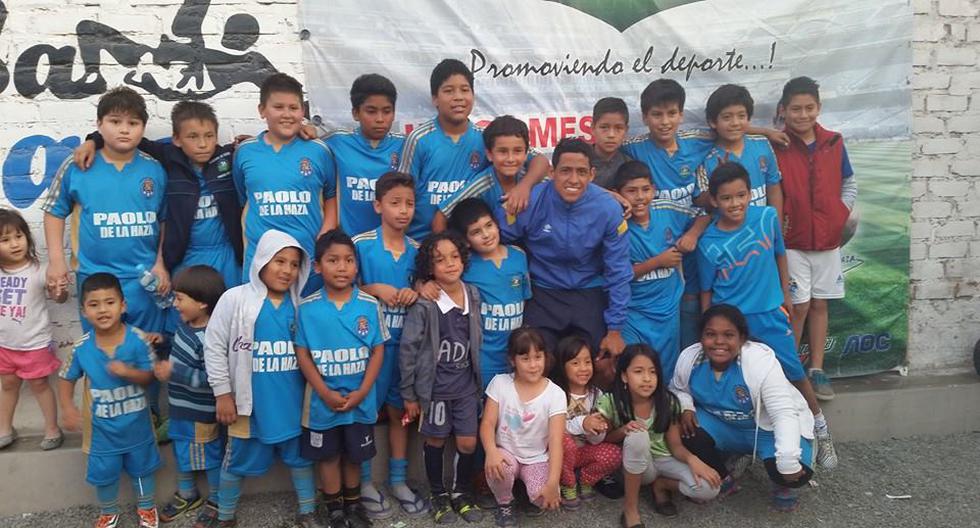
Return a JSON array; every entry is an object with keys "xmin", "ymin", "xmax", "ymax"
[{"xmin": 136, "ymin": 264, "xmax": 174, "ymax": 309}]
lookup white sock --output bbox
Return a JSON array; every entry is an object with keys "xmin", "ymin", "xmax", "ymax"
[{"xmin": 813, "ymin": 412, "xmax": 829, "ymax": 436}]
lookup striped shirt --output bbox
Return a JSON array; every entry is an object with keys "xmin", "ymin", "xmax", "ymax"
[{"xmin": 167, "ymin": 321, "xmax": 216, "ymax": 423}]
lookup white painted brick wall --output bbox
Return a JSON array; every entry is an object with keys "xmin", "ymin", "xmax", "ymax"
[{"xmin": 910, "ymin": 0, "xmax": 980, "ymax": 373}]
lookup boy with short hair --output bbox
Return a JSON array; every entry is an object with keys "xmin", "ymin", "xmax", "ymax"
[
  {"xmin": 613, "ymin": 161, "xmax": 698, "ymax": 382},
  {"xmin": 235, "ymin": 73, "xmax": 337, "ymax": 296},
  {"xmin": 591, "ymin": 97, "xmax": 631, "ymax": 189},
  {"xmin": 775, "ymin": 76, "xmax": 857, "ymax": 403},
  {"xmin": 295, "ymin": 230, "xmax": 387, "ymax": 528},
  {"xmin": 448, "ymin": 198, "xmax": 531, "ymax": 390},
  {"xmin": 351, "ymin": 171, "xmax": 427, "ymax": 518},
  {"xmin": 43, "ymin": 86, "xmax": 169, "ymax": 335},
  {"xmin": 323, "ymin": 74, "xmax": 406, "ymax": 237},
  {"xmin": 697, "ymin": 84, "xmax": 783, "ymax": 219},
  {"xmin": 154, "ymin": 265, "xmax": 226, "ymax": 526},
  {"xmin": 74, "ymin": 101, "xmax": 244, "ymax": 290},
  {"xmin": 434, "ymin": 115, "xmax": 530, "ymax": 229},
  {"xmin": 398, "ymin": 59, "xmax": 549, "ymax": 240},
  {"xmin": 203, "ymin": 230, "xmax": 321, "ymax": 528},
  {"xmin": 697, "ymin": 162, "xmax": 838, "ymax": 471},
  {"xmin": 58, "ymin": 272, "xmax": 161, "ymax": 528}
]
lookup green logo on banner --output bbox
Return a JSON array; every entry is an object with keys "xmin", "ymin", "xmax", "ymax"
[{"xmin": 548, "ymin": 0, "xmax": 703, "ymax": 31}]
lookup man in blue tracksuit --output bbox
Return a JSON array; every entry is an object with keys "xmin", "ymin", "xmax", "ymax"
[{"xmin": 497, "ymin": 137, "xmax": 631, "ymax": 388}]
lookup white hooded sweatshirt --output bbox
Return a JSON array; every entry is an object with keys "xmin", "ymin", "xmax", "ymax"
[{"xmin": 204, "ymin": 230, "xmax": 310, "ymax": 416}]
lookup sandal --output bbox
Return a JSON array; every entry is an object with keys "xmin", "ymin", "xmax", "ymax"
[
  {"xmin": 653, "ymin": 500, "xmax": 678, "ymax": 517},
  {"xmin": 0, "ymin": 428, "xmax": 17, "ymax": 450},
  {"xmin": 392, "ymin": 485, "xmax": 429, "ymax": 515},
  {"xmin": 360, "ymin": 487, "xmax": 394, "ymax": 520},
  {"xmin": 619, "ymin": 513, "xmax": 646, "ymax": 528},
  {"xmin": 39, "ymin": 430, "xmax": 64, "ymax": 451}
]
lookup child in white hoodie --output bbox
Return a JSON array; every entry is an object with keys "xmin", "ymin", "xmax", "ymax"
[{"xmin": 204, "ymin": 230, "xmax": 321, "ymax": 528}]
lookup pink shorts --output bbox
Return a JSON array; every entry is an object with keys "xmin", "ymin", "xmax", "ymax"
[{"xmin": 0, "ymin": 345, "xmax": 61, "ymax": 379}]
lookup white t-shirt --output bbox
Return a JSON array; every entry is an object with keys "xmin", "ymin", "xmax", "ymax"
[
  {"xmin": 0, "ymin": 262, "xmax": 53, "ymax": 350},
  {"xmin": 487, "ymin": 373, "xmax": 567, "ymax": 464}
]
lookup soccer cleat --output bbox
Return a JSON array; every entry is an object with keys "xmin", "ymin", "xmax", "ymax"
[
  {"xmin": 809, "ymin": 369, "xmax": 836, "ymax": 401},
  {"xmin": 343, "ymin": 503, "xmax": 374, "ymax": 528},
  {"xmin": 816, "ymin": 431, "xmax": 839, "ymax": 470},
  {"xmin": 560, "ymin": 485, "xmax": 581, "ymax": 510},
  {"xmin": 137, "ymin": 507, "xmax": 160, "ymax": 528},
  {"xmin": 293, "ymin": 511, "xmax": 326, "ymax": 528},
  {"xmin": 326, "ymin": 510, "xmax": 347, "ymax": 528},
  {"xmin": 160, "ymin": 492, "xmax": 204, "ymax": 522},
  {"xmin": 431, "ymin": 493, "xmax": 458, "ymax": 525},
  {"xmin": 452, "ymin": 493, "xmax": 484, "ymax": 523},
  {"xmin": 595, "ymin": 474, "xmax": 624, "ymax": 499},
  {"xmin": 94, "ymin": 514, "xmax": 120, "ymax": 528},
  {"xmin": 493, "ymin": 502, "xmax": 517, "ymax": 527},
  {"xmin": 191, "ymin": 503, "xmax": 220, "ymax": 528}
]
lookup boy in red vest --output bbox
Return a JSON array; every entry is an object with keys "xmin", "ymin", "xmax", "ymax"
[{"xmin": 774, "ymin": 77, "xmax": 855, "ymax": 469}]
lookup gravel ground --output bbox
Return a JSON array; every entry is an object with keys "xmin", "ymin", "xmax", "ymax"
[{"xmin": 4, "ymin": 432, "xmax": 978, "ymax": 528}]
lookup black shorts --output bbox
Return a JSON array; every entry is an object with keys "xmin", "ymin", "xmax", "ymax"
[
  {"xmin": 419, "ymin": 396, "xmax": 480, "ymax": 439},
  {"xmin": 524, "ymin": 286, "xmax": 607, "ymax": 356},
  {"xmin": 300, "ymin": 424, "xmax": 376, "ymax": 464}
]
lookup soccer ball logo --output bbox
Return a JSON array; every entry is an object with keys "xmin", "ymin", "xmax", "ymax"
[
  {"xmin": 141, "ymin": 178, "xmax": 155, "ymax": 198},
  {"xmin": 299, "ymin": 158, "xmax": 313, "ymax": 177}
]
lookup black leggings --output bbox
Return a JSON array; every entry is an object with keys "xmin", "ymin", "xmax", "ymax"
[{"xmin": 681, "ymin": 427, "xmax": 813, "ymax": 489}]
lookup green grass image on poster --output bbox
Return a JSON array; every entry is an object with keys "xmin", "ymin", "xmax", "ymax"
[{"xmin": 548, "ymin": 0, "xmax": 703, "ymax": 31}]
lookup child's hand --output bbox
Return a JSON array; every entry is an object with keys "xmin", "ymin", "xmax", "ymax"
[
  {"xmin": 215, "ymin": 394, "xmax": 238, "ymax": 425},
  {"xmin": 680, "ymin": 410, "xmax": 699, "ymax": 438},
  {"xmin": 145, "ymin": 332, "xmax": 164, "ymax": 346},
  {"xmin": 416, "ymin": 280, "xmax": 441, "ymax": 302},
  {"xmin": 539, "ymin": 480, "xmax": 561, "ymax": 510},
  {"xmin": 396, "ymin": 287, "xmax": 419, "ymax": 307},
  {"xmin": 73, "ymin": 140, "xmax": 97, "ymax": 170},
  {"xmin": 299, "ymin": 124, "xmax": 320, "ymax": 141},
  {"xmin": 689, "ymin": 457, "xmax": 722, "ymax": 488},
  {"xmin": 658, "ymin": 247, "xmax": 683, "ymax": 269},
  {"xmin": 107, "ymin": 361, "xmax": 130, "ymax": 378},
  {"xmin": 502, "ymin": 184, "xmax": 531, "ymax": 216},
  {"xmin": 764, "ymin": 129, "xmax": 791, "ymax": 149},
  {"xmin": 403, "ymin": 400, "xmax": 421, "ymax": 422},
  {"xmin": 233, "ymin": 135, "xmax": 253, "ymax": 148},
  {"xmin": 46, "ymin": 261, "xmax": 69, "ymax": 297},
  {"xmin": 606, "ymin": 190, "xmax": 633, "ymax": 219},
  {"xmin": 583, "ymin": 412, "xmax": 608, "ymax": 435},
  {"xmin": 46, "ymin": 277, "xmax": 70, "ymax": 303},
  {"xmin": 150, "ymin": 262, "xmax": 171, "ymax": 295},
  {"xmin": 484, "ymin": 450, "xmax": 511, "ymax": 482},
  {"xmin": 625, "ymin": 420, "xmax": 647, "ymax": 433},
  {"xmin": 153, "ymin": 360, "xmax": 173, "ymax": 382},
  {"xmin": 676, "ymin": 232, "xmax": 698, "ymax": 253},
  {"xmin": 61, "ymin": 405, "xmax": 82, "ymax": 432},
  {"xmin": 322, "ymin": 389, "xmax": 348, "ymax": 411},
  {"xmin": 341, "ymin": 388, "xmax": 367, "ymax": 410}
]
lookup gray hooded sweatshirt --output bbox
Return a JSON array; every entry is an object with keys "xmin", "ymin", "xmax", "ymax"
[{"xmin": 204, "ymin": 230, "xmax": 310, "ymax": 416}]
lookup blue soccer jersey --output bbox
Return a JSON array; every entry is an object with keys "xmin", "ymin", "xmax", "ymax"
[
  {"xmin": 464, "ymin": 246, "xmax": 532, "ymax": 378},
  {"xmin": 688, "ymin": 355, "xmax": 756, "ymax": 430},
  {"xmin": 628, "ymin": 200, "xmax": 698, "ymax": 317},
  {"xmin": 296, "ymin": 287, "xmax": 388, "ymax": 430},
  {"xmin": 398, "ymin": 119, "xmax": 489, "ymax": 240},
  {"xmin": 175, "ymin": 168, "xmax": 241, "ymax": 287},
  {"xmin": 438, "ymin": 166, "xmax": 524, "ymax": 219},
  {"xmin": 42, "ymin": 152, "xmax": 166, "ymax": 279},
  {"xmin": 325, "ymin": 128, "xmax": 405, "ymax": 236},
  {"xmin": 696, "ymin": 135, "xmax": 781, "ymax": 207},
  {"xmin": 58, "ymin": 326, "xmax": 156, "ymax": 455},
  {"xmin": 234, "ymin": 133, "xmax": 336, "ymax": 277},
  {"xmin": 237, "ymin": 296, "xmax": 304, "ymax": 444},
  {"xmin": 697, "ymin": 206, "xmax": 786, "ymax": 314},
  {"xmin": 352, "ymin": 228, "xmax": 418, "ymax": 343}
]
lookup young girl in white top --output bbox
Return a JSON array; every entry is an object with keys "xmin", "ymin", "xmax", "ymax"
[
  {"xmin": 481, "ymin": 327, "xmax": 567, "ymax": 527},
  {"xmin": 0, "ymin": 208, "xmax": 68, "ymax": 450},
  {"xmin": 550, "ymin": 335, "xmax": 621, "ymax": 511}
]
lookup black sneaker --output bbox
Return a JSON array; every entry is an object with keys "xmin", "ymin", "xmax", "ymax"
[
  {"xmin": 493, "ymin": 502, "xmax": 517, "ymax": 527},
  {"xmin": 326, "ymin": 510, "xmax": 347, "ymax": 528},
  {"xmin": 525, "ymin": 502, "xmax": 545, "ymax": 518},
  {"xmin": 343, "ymin": 503, "xmax": 373, "ymax": 528},
  {"xmin": 432, "ymin": 493, "xmax": 459, "ymax": 525},
  {"xmin": 595, "ymin": 474, "xmax": 624, "ymax": 499},
  {"xmin": 452, "ymin": 493, "xmax": 484, "ymax": 523},
  {"xmin": 294, "ymin": 512, "xmax": 325, "ymax": 528}
]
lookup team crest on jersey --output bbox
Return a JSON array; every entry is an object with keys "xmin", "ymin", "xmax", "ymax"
[
  {"xmin": 389, "ymin": 152, "xmax": 399, "ymax": 169},
  {"xmin": 299, "ymin": 157, "xmax": 313, "ymax": 177},
  {"xmin": 140, "ymin": 178, "xmax": 155, "ymax": 198},
  {"xmin": 734, "ymin": 385, "xmax": 751, "ymax": 405},
  {"xmin": 664, "ymin": 228, "xmax": 675, "ymax": 245},
  {"xmin": 355, "ymin": 316, "xmax": 369, "ymax": 337},
  {"xmin": 469, "ymin": 151, "xmax": 481, "ymax": 170},
  {"xmin": 510, "ymin": 275, "xmax": 522, "ymax": 289},
  {"xmin": 217, "ymin": 159, "xmax": 231, "ymax": 174},
  {"xmin": 758, "ymin": 155, "xmax": 768, "ymax": 172},
  {"xmin": 679, "ymin": 165, "xmax": 691, "ymax": 177}
]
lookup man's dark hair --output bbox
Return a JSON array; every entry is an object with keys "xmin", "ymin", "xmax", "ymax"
[
  {"xmin": 81, "ymin": 272, "xmax": 124, "ymax": 301},
  {"xmin": 350, "ymin": 73, "xmax": 397, "ymax": 110},
  {"xmin": 779, "ymin": 76, "xmax": 821, "ymax": 108},
  {"xmin": 640, "ymin": 78, "xmax": 686, "ymax": 115},
  {"xmin": 430, "ymin": 59, "xmax": 473, "ymax": 96},
  {"xmin": 173, "ymin": 265, "xmax": 227, "ymax": 316},
  {"xmin": 552, "ymin": 137, "xmax": 596, "ymax": 168},
  {"xmin": 483, "ymin": 115, "xmax": 529, "ymax": 151},
  {"xmin": 708, "ymin": 161, "xmax": 751, "ymax": 197},
  {"xmin": 97, "ymin": 86, "xmax": 148, "ymax": 124},
  {"xmin": 260, "ymin": 73, "xmax": 304, "ymax": 106},
  {"xmin": 592, "ymin": 97, "xmax": 629, "ymax": 124},
  {"xmin": 374, "ymin": 171, "xmax": 415, "ymax": 201},
  {"xmin": 705, "ymin": 84, "xmax": 754, "ymax": 123},
  {"xmin": 171, "ymin": 101, "xmax": 219, "ymax": 136},
  {"xmin": 612, "ymin": 160, "xmax": 653, "ymax": 192}
]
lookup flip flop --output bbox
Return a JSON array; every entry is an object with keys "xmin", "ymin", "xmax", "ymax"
[
  {"xmin": 392, "ymin": 486, "xmax": 429, "ymax": 516},
  {"xmin": 361, "ymin": 488, "xmax": 394, "ymax": 520},
  {"xmin": 619, "ymin": 512, "xmax": 646, "ymax": 528}
]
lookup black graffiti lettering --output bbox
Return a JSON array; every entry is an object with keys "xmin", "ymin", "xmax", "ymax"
[
  {"xmin": 0, "ymin": 3, "xmax": 8, "ymax": 93},
  {"xmin": 7, "ymin": 0, "xmax": 277, "ymax": 100}
]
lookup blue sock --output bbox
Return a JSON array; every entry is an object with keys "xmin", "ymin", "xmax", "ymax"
[
  {"xmin": 389, "ymin": 458, "xmax": 408, "ymax": 486},
  {"xmin": 361, "ymin": 460, "xmax": 373, "ymax": 485},
  {"xmin": 177, "ymin": 471, "xmax": 198, "ymax": 499},
  {"xmin": 217, "ymin": 470, "xmax": 243, "ymax": 521},
  {"xmin": 132, "ymin": 474, "xmax": 156, "ymax": 510},
  {"xmin": 205, "ymin": 467, "xmax": 221, "ymax": 505},
  {"xmin": 96, "ymin": 481, "xmax": 120, "ymax": 515},
  {"xmin": 290, "ymin": 466, "xmax": 317, "ymax": 515}
]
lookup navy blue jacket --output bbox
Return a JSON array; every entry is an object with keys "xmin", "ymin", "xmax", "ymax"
[{"xmin": 87, "ymin": 133, "xmax": 244, "ymax": 272}]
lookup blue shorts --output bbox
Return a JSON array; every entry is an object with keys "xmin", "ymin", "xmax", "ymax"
[
  {"xmin": 222, "ymin": 436, "xmax": 311, "ymax": 477},
  {"xmin": 170, "ymin": 419, "xmax": 225, "ymax": 472},
  {"xmin": 77, "ymin": 273, "xmax": 166, "ymax": 334},
  {"xmin": 696, "ymin": 409, "xmax": 815, "ymax": 470},
  {"xmin": 679, "ymin": 296, "xmax": 701, "ymax": 351},
  {"xmin": 87, "ymin": 441, "xmax": 162, "ymax": 486},
  {"xmin": 375, "ymin": 342, "xmax": 403, "ymax": 410},
  {"xmin": 744, "ymin": 308, "xmax": 805, "ymax": 381},
  {"xmin": 623, "ymin": 309, "xmax": 680, "ymax": 382}
]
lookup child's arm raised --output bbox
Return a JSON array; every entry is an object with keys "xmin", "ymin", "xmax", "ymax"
[
  {"xmin": 295, "ymin": 345, "xmax": 347, "ymax": 411},
  {"xmin": 666, "ymin": 421, "xmax": 721, "ymax": 489},
  {"xmin": 74, "ymin": 132, "xmax": 167, "ymax": 170},
  {"xmin": 360, "ymin": 283, "xmax": 401, "ymax": 307},
  {"xmin": 57, "ymin": 378, "xmax": 82, "ymax": 433},
  {"xmin": 343, "ymin": 343, "xmax": 384, "ymax": 411},
  {"xmin": 676, "ymin": 215, "xmax": 711, "ymax": 254},
  {"xmin": 501, "ymin": 153, "xmax": 550, "ymax": 216},
  {"xmin": 540, "ymin": 412, "xmax": 567, "ymax": 510}
]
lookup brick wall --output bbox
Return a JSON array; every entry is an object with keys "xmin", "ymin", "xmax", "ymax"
[{"xmin": 910, "ymin": 0, "xmax": 980, "ymax": 372}]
